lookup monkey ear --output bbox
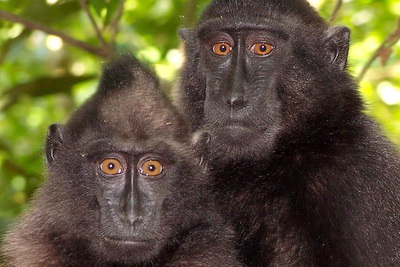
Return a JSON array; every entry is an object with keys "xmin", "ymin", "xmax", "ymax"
[
  {"xmin": 179, "ymin": 28, "xmax": 194, "ymax": 41},
  {"xmin": 45, "ymin": 124, "xmax": 64, "ymax": 167},
  {"xmin": 324, "ymin": 26, "xmax": 350, "ymax": 71},
  {"xmin": 191, "ymin": 131, "xmax": 211, "ymax": 166}
]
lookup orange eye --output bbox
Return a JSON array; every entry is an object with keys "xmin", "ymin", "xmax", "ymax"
[
  {"xmin": 100, "ymin": 158, "xmax": 124, "ymax": 175},
  {"xmin": 251, "ymin": 43, "xmax": 274, "ymax": 56},
  {"xmin": 139, "ymin": 160, "xmax": 163, "ymax": 176},
  {"xmin": 212, "ymin": 42, "xmax": 232, "ymax": 56}
]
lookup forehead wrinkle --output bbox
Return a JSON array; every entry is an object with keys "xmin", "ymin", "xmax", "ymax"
[{"xmin": 197, "ymin": 18, "xmax": 290, "ymax": 41}]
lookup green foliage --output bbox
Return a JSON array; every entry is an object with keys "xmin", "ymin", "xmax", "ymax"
[{"xmin": 0, "ymin": 0, "xmax": 399, "ymax": 241}]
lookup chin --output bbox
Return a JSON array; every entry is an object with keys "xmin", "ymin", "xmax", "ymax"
[
  {"xmin": 97, "ymin": 236, "xmax": 163, "ymax": 264},
  {"xmin": 209, "ymin": 125, "xmax": 276, "ymax": 161},
  {"xmin": 222, "ymin": 125, "xmax": 256, "ymax": 141}
]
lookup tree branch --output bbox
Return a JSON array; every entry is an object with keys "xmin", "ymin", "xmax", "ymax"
[
  {"xmin": 3, "ymin": 159, "xmax": 40, "ymax": 180},
  {"xmin": 109, "ymin": 0, "xmax": 126, "ymax": 45},
  {"xmin": 357, "ymin": 17, "xmax": 400, "ymax": 81},
  {"xmin": 329, "ymin": 0, "xmax": 342, "ymax": 22},
  {"xmin": 0, "ymin": 9, "xmax": 111, "ymax": 58},
  {"xmin": 183, "ymin": 0, "xmax": 199, "ymax": 27},
  {"xmin": 78, "ymin": 0, "xmax": 109, "ymax": 50}
]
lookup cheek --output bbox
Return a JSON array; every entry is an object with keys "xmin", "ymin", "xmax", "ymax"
[
  {"xmin": 203, "ymin": 66, "xmax": 232, "ymax": 100},
  {"xmin": 136, "ymin": 181, "xmax": 172, "ymax": 218},
  {"xmin": 96, "ymin": 188, "xmax": 123, "ymax": 224},
  {"xmin": 201, "ymin": 52, "xmax": 231, "ymax": 74},
  {"xmin": 144, "ymin": 183, "xmax": 170, "ymax": 210},
  {"xmin": 247, "ymin": 63, "xmax": 281, "ymax": 91}
]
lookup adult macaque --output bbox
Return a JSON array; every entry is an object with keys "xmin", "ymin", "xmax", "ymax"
[{"xmin": 178, "ymin": 0, "xmax": 400, "ymax": 265}]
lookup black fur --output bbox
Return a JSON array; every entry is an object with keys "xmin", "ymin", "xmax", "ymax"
[
  {"xmin": 2, "ymin": 55, "xmax": 242, "ymax": 267},
  {"xmin": 178, "ymin": 0, "xmax": 400, "ymax": 265}
]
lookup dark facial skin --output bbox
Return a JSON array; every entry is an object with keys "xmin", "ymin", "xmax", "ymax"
[
  {"xmin": 180, "ymin": 1, "xmax": 352, "ymax": 161},
  {"xmin": 95, "ymin": 150, "xmax": 170, "ymax": 250},
  {"xmin": 198, "ymin": 27, "xmax": 284, "ymax": 154},
  {"xmin": 2, "ymin": 56, "xmax": 242, "ymax": 267},
  {"xmin": 178, "ymin": 0, "xmax": 400, "ymax": 266},
  {"xmin": 86, "ymin": 139, "xmax": 188, "ymax": 263},
  {"xmin": 46, "ymin": 130, "xmax": 201, "ymax": 264}
]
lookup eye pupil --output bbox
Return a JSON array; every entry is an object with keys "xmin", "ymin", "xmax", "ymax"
[
  {"xmin": 140, "ymin": 160, "xmax": 163, "ymax": 176},
  {"xmin": 107, "ymin": 163, "xmax": 115, "ymax": 170},
  {"xmin": 252, "ymin": 43, "xmax": 273, "ymax": 56},
  {"xmin": 100, "ymin": 158, "xmax": 123, "ymax": 175},
  {"xmin": 213, "ymin": 42, "xmax": 231, "ymax": 56},
  {"xmin": 148, "ymin": 164, "xmax": 156, "ymax": 172}
]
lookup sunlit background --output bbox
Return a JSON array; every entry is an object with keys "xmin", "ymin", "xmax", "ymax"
[{"xmin": 0, "ymin": 0, "xmax": 399, "ymax": 242}]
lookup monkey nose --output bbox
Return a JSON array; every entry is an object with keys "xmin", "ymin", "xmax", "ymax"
[
  {"xmin": 123, "ymin": 194, "xmax": 143, "ymax": 226},
  {"xmin": 123, "ymin": 205, "xmax": 143, "ymax": 226},
  {"xmin": 226, "ymin": 95, "xmax": 246, "ymax": 111},
  {"xmin": 126, "ymin": 214, "xmax": 143, "ymax": 226}
]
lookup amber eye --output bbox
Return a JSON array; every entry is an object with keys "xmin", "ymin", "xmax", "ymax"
[
  {"xmin": 139, "ymin": 160, "xmax": 163, "ymax": 176},
  {"xmin": 251, "ymin": 43, "xmax": 274, "ymax": 56},
  {"xmin": 212, "ymin": 42, "xmax": 232, "ymax": 56},
  {"xmin": 100, "ymin": 159, "xmax": 124, "ymax": 175}
]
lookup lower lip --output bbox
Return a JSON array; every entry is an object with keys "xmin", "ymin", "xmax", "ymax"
[
  {"xmin": 225, "ymin": 124, "xmax": 250, "ymax": 129},
  {"xmin": 103, "ymin": 236, "xmax": 150, "ymax": 246},
  {"xmin": 224, "ymin": 124, "xmax": 254, "ymax": 132}
]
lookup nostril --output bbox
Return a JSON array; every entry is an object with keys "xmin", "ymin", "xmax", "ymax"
[
  {"xmin": 126, "ymin": 215, "xmax": 143, "ymax": 226},
  {"xmin": 226, "ymin": 95, "xmax": 246, "ymax": 110}
]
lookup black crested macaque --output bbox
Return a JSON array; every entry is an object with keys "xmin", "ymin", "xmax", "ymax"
[
  {"xmin": 178, "ymin": 0, "xmax": 400, "ymax": 266},
  {"xmin": 2, "ymin": 55, "xmax": 242, "ymax": 267}
]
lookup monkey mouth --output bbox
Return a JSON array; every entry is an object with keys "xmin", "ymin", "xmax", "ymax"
[
  {"xmin": 215, "ymin": 124, "xmax": 261, "ymax": 143},
  {"xmin": 202, "ymin": 118, "xmax": 265, "ymax": 144},
  {"xmin": 208, "ymin": 120, "xmax": 257, "ymax": 131},
  {"xmin": 222, "ymin": 121, "xmax": 261, "ymax": 134},
  {"xmin": 224, "ymin": 124, "xmax": 253, "ymax": 133},
  {"xmin": 103, "ymin": 236, "xmax": 153, "ymax": 246}
]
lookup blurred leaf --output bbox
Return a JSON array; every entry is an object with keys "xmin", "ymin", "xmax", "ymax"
[
  {"xmin": 90, "ymin": 0, "xmax": 107, "ymax": 18},
  {"xmin": 1, "ymin": 75, "xmax": 95, "ymax": 111},
  {"xmin": 104, "ymin": 0, "xmax": 121, "ymax": 26},
  {"xmin": 0, "ymin": 136, "xmax": 12, "ymax": 154},
  {"xmin": 20, "ymin": 0, "xmax": 81, "ymax": 25},
  {"xmin": 0, "ymin": 29, "xmax": 31, "ymax": 64},
  {"xmin": 2, "ymin": 75, "xmax": 95, "ymax": 98}
]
